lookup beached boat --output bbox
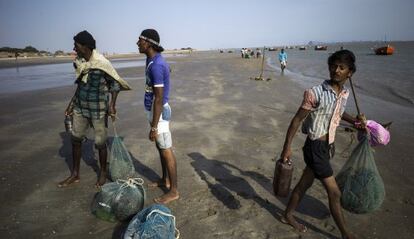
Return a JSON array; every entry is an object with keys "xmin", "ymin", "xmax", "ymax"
[
  {"xmin": 375, "ymin": 45, "xmax": 394, "ymax": 55},
  {"xmin": 314, "ymin": 45, "xmax": 327, "ymax": 51}
]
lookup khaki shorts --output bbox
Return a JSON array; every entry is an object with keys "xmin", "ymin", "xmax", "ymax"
[{"xmin": 72, "ymin": 110, "xmax": 107, "ymax": 148}]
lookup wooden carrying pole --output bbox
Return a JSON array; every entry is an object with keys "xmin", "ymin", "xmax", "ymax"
[
  {"xmin": 259, "ymin": 46, "xmax": 265, "ymax": 78},
  {"xmin": 349, "ymin": 77, "xmax": 361, "ymax": 116}
]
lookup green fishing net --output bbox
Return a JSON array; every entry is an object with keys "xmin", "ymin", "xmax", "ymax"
[
  {"xmin": 109, "ymin": 134, "xmax": 136, "ymax": 181},
  {"xmin": 91, "ymin": 182, "xmax": 119, "ymax": 222},
  {"xmin": 91, "ymin": 178, "xmax": 146, "ymax": 222},
  {"xmin": 336, "ymin": 136, "xmax": 385, "ymax": 214}
]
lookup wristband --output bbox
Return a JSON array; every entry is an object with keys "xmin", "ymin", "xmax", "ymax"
[{"xmin": 151, "ymin": 127, "xmax": 158, "ymax": 132}]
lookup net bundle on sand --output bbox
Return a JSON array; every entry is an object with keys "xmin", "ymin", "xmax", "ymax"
[{"xmin": 92, "ymin": 178, "xmax": 146, "ymax": 222}]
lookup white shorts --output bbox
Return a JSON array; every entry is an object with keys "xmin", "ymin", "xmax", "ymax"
[
  {"xmin": 146, "ymin": 103, "xmax": 173, "ymax": 149},
  {"xmin": 145, "ymin": 103, "xmax": 171, "ymax": 134},
  {"xmin": 155, "ymin": 132, "xmax": 172, "ymax": 149},
  {"xmin": 280, "ymin": 61, "xmax": 287, "ymax": 67}
]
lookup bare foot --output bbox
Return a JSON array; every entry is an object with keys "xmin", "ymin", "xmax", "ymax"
[
  {"xmin": 281, "ymin": 215, "xmax": 307, "ymax": 233},
  {"xmin": 148, "ymin": 180, "xmax": 170, "ymax": 189},
  {"xmin": 153, "ymin": 191, "xmax": 179, "ymax": 204},
  {"xmin": 95, "ymin": 173, "xmax": 106, "ymax": 188},
  {"xmin": 57, "ymin": 176, "xmax": 80, "ymax": 188}
]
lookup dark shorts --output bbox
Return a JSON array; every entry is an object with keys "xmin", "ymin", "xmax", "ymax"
[{"xmin": 303, "ymin": 137, "xmax": 335, "ymax": 179}]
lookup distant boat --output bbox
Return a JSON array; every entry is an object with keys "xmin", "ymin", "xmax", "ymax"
[
  {"xmin": 374, "ymin": 44, "xmax": 394, "ymax": 55},
  {"xmin": 299, "ymin": 46, "xmax": 307, "ymax": 50},
  {"xmin": 314, "ymin": 45, "xmax": 327, "ymax": 51}
]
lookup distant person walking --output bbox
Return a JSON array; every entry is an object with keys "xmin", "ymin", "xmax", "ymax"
[
  {"xmin": 58, "ymin": 30, "xmax": 131, "ymax": 188},
  {"xmin": 278, "ymin": 50, "xmax": 363, "ymax": 239},
  {"xmin": 256, "ymin": 48, "xmax": 262, "ymax": 58},
  {"xmin": 278, "ymin": 48, "xmax": 288, "ymax": 73},
  {"xmin": 14, "ymin": 52, "xmax": 19, "ymax": 69},
  {"xmin": 137, "ymin": 29, "xmax": 179, "ymax": 204}
]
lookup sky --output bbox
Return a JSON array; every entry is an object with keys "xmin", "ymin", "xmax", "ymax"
[{"xmin": 1, "ymin": 0, "xmax": 413, "ymax": 53}]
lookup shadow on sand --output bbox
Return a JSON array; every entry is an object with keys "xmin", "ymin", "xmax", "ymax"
[
  {"xmin": 242, "ymin": 169, "xmax": 330, "ymax": 220},
  {"xmin": 58, "ymin": 132, "xmax": 100, "ymax": 176},
  {"xmin": 112, "ymin": 221, "xmax": 130, "ymax": 239},
  {"xmin": 189, "ymin": 152, "xmax": 338, "ymax": 239}
]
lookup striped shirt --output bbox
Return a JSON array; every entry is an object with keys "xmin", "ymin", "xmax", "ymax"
[
  {"xmin": 301, "ymin": 80, "xmax": 349, "ymax": 144},
  {"xmin": 73, "ymin": 69, "xmax": 120, "ymax": 119}
]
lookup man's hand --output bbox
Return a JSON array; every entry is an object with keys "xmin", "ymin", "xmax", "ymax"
[
  {"xmin": 65, "ymin": 105, "xmax": 73, "ymax": 116},
  {"xmin": 109, "ymin": 105, "xmax": 117, "ymax": 121},
  {"xmin": 354, "ymin": 113, "xmax": 367, "ymax": 130},
  {"xmin": 280, "ymin": 147, "xmax": 292, "ymax": 163},
  {"xmin": 149, "ymin": 128, "xmax": 157, "ymax": 141}
]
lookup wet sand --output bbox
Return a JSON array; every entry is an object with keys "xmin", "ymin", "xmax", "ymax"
[{"xmin": 0, "ymin": 51, "xmax": 413, "ymax": 238}]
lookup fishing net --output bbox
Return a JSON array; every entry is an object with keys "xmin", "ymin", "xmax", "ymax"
[
  {"xmin": 123, "ymin": 204, "xmax": 180, "ymax": 239},
  {"xmin": 91, "ymin": 178, "xmax": 146, "ymax": 222},
  {"xmin": 109, "ymin": 125, "xmax": 136, "ymax": 181},
  {"xmin": 336, "ymin": 135, "xmax": 385, "ymax": 214},
  {"xmin": 91, "ymin": 182, "xmax": 119, "ymax": 222}
]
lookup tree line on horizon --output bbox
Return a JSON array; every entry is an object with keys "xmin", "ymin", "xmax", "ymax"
[
  {"xmin": 0, "ymin": 46, "xmax": 45, "ymax": 53},
  {"xmin": 0, "ymin": 46, "xmax": 72, "ymax": 57}
]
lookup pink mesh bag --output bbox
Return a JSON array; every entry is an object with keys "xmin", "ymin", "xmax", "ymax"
[{"xmin": 358, "ymin": 120, "xmax": 390, "ymax": 146}]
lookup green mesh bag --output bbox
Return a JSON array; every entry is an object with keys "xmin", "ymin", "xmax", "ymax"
[
  {"xmin": 109, "ymin": 124, "xmax": 136, "ymax": 181},
  {"xmin": 91, "ymin": 182, "xmax": 120, "ymax": 222},
  {"xmin": 92, "ymin": 178, "xmax": 146, "ymax": 222},
  {"xmin": 336, "ymin": 135, "xmax": 385, "ymax": 214}
]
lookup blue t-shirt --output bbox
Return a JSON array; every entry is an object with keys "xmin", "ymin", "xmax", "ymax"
[
  {"xmin": 144, "ymin": 53, "xmax": 170, "ymax": 111},
  {"xmin": 278, "ymin": 52, "xmax": 287, "ymax": 62}
]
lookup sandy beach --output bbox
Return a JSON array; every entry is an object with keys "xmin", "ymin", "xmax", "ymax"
[{"xmin": 0, "ymin": 51, "xmax": 413, "ymax": 239}]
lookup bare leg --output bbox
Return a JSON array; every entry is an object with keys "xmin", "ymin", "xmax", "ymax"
[
  {"xmin": 149, "ymin": 146, "xmax": 170, "ymax": 189},
  {"xmin": 154, "ymin": 148, "xmax": 179, "ymax": 204},
  {"xmin": 282, "ymin": 167, "xmax": 315, "ymax": 232},
  {"xmin": 96, "ymin": 146, "xmax": 107, "ymax": 187},
  {"xmin": 321, "ymin": 176, "xmax": 355, "ymax": 239},
  {"xmin": 58, "ymin": 141, "xmax": 81, "ymax": 187}
]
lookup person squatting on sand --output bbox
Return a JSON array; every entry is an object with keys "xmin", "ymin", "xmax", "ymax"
[
  {"xmin": 137, "ymin": 29, "xmax": 179, "ymax": 204},
  {"xmin": 58, "ymin": 30, "xmax": 131, "ymax": 188},
  {"xmin": 279, "ymin": 50, "xmax": 366, "ymax": 239}
]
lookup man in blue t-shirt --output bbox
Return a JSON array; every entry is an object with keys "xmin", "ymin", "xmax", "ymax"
[
  {"xmin": 137, "ymin": 29, "xmax": 179, "ymax": 204},
  {"xmin": 278, "ymin": 48, "xmax": 288, "ymax": 73}
]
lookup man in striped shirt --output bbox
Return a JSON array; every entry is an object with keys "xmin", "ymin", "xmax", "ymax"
[{"xmin": 279, "ymin": 50, "xmax": 364, "ymax": 239}]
